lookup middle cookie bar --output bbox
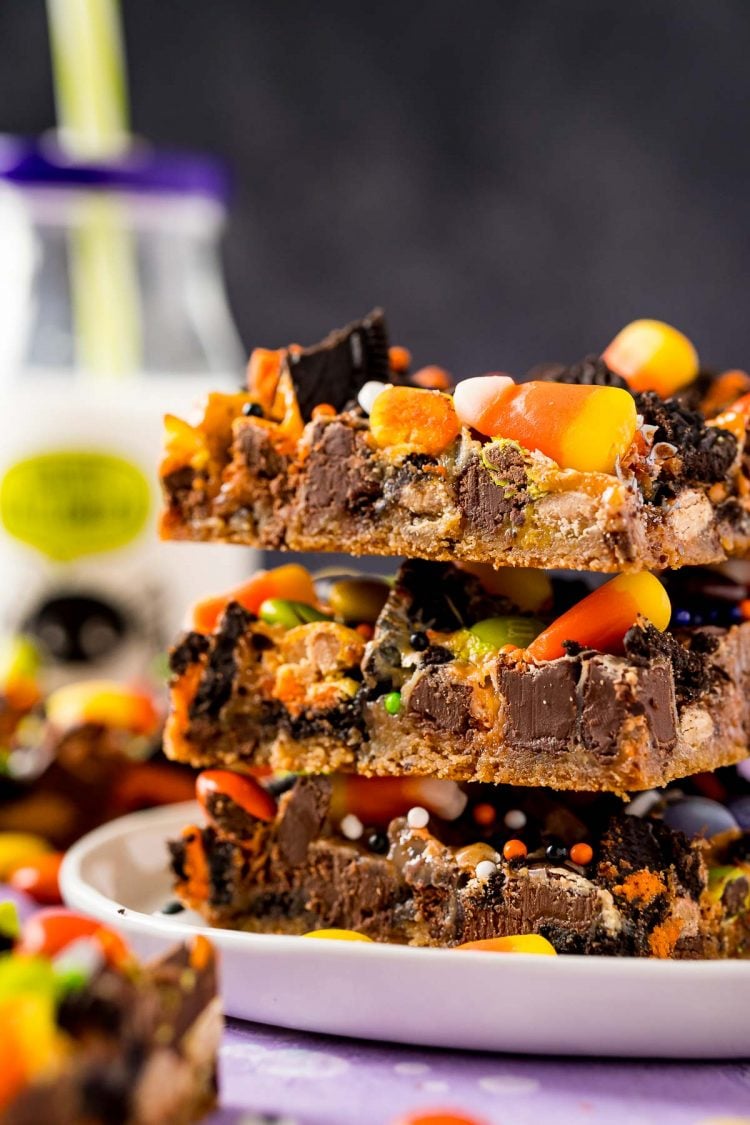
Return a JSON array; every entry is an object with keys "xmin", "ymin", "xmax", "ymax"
[{"xmin": 165, "ymin": 562, "xmax": 750, "ymax": 793}]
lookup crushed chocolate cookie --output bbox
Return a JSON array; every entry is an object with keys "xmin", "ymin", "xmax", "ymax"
[
  {"xmin": 286, "ymin": 309, "xmax": 391, "ymax": 420},
  {"xmin": 285, "ymin": 694, "xmax": 365, "ymax": 743},
  {"xmin": 421, "ymin": 644, "xmax": 453, "ymax": 666},
  {"xmin": 537, "ymin": 354, "xmax": 629, "ymax": 390},
  {"xmin": 636, "ymin": 392, "xmax": 738, "ymax": 485},
  {"xmin": 624, "ymin": 622, "xmax": 721, "ymax": 706},
  {"xmin": 169, "ymin": 631, "xmax": 210, "ymax": 677},
  {"xmin": 189, "ymin": 602, "xmax": 254, "ymax": 721},
  {"xmin": 598, "ymin": 814, "xmax": 705, "ymax": 901}
]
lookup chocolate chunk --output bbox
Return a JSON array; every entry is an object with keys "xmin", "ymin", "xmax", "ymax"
[
  {"xmin": 499, "ymin": 660, "xmax": 578, "ymax": 750},
  {"xmin": 408, "ymin": 668, "xmax": 472, "ymax": 734},
  {"xmin": 304, "ymin": 421, "xmax": 380, "ymax": 515},
  {"xmin": 163, "ymin": 465, "xmax": 197, "ymax": 496},
  {"xmin": 189, "ymin": 602, "xmax": 254, "ymax": 721},
  {"xmin": 276, "ymin": 777, "xmax": 333, "ymax": 866},
  {"xmin": 286, "ymin": 309, "xmax": 390, "ymax": 420},
  {"xmin": 237, "ymin": 422, "xmax": 286, "ymax": 479},
  {"xmin": 580, "ymin": 660, "xmax": 676, "ymax": 756},
  {"xmin": 536, "ymin": 354, "xmax": 629, "ymax": 390},
  {"xmin": 169, "ymin": 631, "xmax": 210, "ymax": 677},
  {"xmin": 456, "ymin": 446, "xmax": 528, "ymax": 534},
  {"xmin": 636, "ymin": 392, "xmax": 738, "ymax": 485}
]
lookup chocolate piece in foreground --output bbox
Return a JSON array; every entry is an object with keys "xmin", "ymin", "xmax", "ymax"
[
  {"xmin": 160, "ymin": 314, "xmax": 750, "ymax": 572},
  {"xmin": 165, "ymin": 562, "xmax": 750, "ymax": 793},
  {"xmin": 169, "ymin": 775, "xmax": 750, "ymax": 958},
  {"xmin": 2, "ymin": 937, "xmax": 221, "ymax": 1125}
]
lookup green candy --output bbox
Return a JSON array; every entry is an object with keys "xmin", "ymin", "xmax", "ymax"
[
  {"xmin": 328, "ymin": 579, "xmax": 390, "ymax": 625},
  {"xmin": 258, "ymin": 598, "xmax": 329, "ymax": 629},
  {"xmin": 0, "ymin": 901, "xmax": 20, "ymax": 943},
  {"xmin": 469, "ymin": 616, "xmax": 544, "ymax": 651},
  {"xmin": 383, "ymin": 691, "xmax": 402, "ymax": 715}
]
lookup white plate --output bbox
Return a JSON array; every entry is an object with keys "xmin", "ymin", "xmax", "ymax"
[{"xmin": 61, "ymin": 802, "xmax": 750, "ymax": 1058}]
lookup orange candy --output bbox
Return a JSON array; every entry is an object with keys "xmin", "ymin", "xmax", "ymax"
[
  {"xmin": 525, "ymin": 572, "xmax": 671, "ymax": 663},
  {"xmin": 191, "ymin": 564, "xmax": 318, "ymax": 633},
  {"xmin": 570, "ymin": 843, "xmax": 594, "ymax": 866},
  {"xmin": 45, "ymin": 681, "xmax": 160, "ymax": 736},
  {"xmin": 196, "ymin": 769, "xmax": 277, "ymax": 824},
  {"xmin": 369, "ymin": 386, "xmax": 460, "ymax": 456},
  {"xmin": 388, "ymin": 345, "xmax": 412, "ymax": 374},
  {"xmin": 391, "ymin": 1113, "xmax": 489, "ymax": 1125},
  {"xmin": 411, "ymin": 365, "xmax": 453, "ymax": 390},
  {"xmin": 456, "ymin": 934, "xmax": 557, "ymax": 955},
  {"xmin": 453, "ymin": 377, "xmax": 637, "ymax": 474},
  {"xmin": 602, "ymin": 319, "xmax": 699, "ymax": 397},
  {"xmin": 9, "ymin": 853, "xmax": 64, "ymax": 905},
  {"xmin": 502, "ymin": 838, "xmax": 528, "ymax": 861},
  {"xmin": 18, "ymin": 909, "xmax": 131, "ymax": 967}
]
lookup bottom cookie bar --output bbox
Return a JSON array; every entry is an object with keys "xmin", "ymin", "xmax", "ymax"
[{"xmin": 169, "ymin": 773, "xmax": 750, "ymax": 959}]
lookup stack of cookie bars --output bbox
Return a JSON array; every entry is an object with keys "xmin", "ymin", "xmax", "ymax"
[{"xmin": 160, "ymin": 311, "xmax": 750, "ymax": 958}]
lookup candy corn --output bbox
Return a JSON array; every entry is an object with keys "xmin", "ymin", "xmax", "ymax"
[
  {"xmin": 453, "ymin": 378, "xmax": 637, "ymax": 474},
  {"xmin": 370, "ymin": 386, "xmax": 460, "ymax": 455},
  {"xmin": 602, "ymin": 319, "xmax": 699, "ymax": 396},
  {"xmin": 191, "ymin": 564, "xmax": 318, "ymax": 633},
  {"xmin": 45, "ymin": 681, "xmax": 160, "ymax": 736},
  {"xmin": 525, "ymin": 572, "xmax": 671, "ymax": 662},
  {"xmin": 456, "ymin": 934, "xmax": 557, "ymax": 954}
]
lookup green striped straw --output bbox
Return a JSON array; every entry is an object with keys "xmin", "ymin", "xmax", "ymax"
[{"xmin": 46, "ymin": 0, "xmax": 142, "ymax": 377}]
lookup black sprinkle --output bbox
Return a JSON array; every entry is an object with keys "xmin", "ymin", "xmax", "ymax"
[
  {"xmin": 161, "ymin": 900, "xmax": 185, "ymax": 915},
  {"xmin": 367, "ymin": 831, "xmax": 390, "ymax": 855},
  {"xmin": 242, "ymin": 402, "xmax": 265, "ymax": 417},
  {"xmin": 409, "ymin": 631, "xmax": 430, "ymax": 651},
  {"xmin": 545, "ymin": 842, "xmax": 568, "ymax": 862}
]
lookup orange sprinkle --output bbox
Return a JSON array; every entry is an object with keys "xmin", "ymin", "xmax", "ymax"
[
  {"xmin": 503, "ymin": 838, "xmax": 528, "ymax": 861},
  {"xmin": 312, "ymin": 403, "xmax": 337, "ymax": 420},
  {"xmin": 355, "ymin": 623, "xmax": 375, "ymax": 641},
  {"xmin": 613, "ymin": 869, "xmax": 666, "ymax": 906},
  {"xmin": 649, "ymin": 915, "xmax": 685, "ymax": 959},
  {"xmin": 473, "ymin": 803, "xmax": 497, "ymax": 828},
  {"xmin": 570, "ymin": 842, "xmax": 594, "ymax": 866},
  {"xmin": 189, "ymin": 934, "xmax": 213, "ymax": 971},
  {"xmin": 740, "ymin": 599, "xmax": 750, "ymax": 621},
  {"xmin": 388, "ymin": 345, "xmax": 412, "ymax": 373},
  {"xmin": 411, "ymin": 364, "xmax": 452, "ymax": 390}
]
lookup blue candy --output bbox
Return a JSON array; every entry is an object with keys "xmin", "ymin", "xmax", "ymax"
[
  {"xmin": 727, "ymin": 796, "xmax": 750, "ymax": 831},
  {"xmin": 662, "ymin": 797, "xmax": 739, "ymax": 839}
]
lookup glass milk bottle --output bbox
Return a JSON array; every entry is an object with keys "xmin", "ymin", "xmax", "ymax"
[{"xmin": 0, "ymin": 137, "xmax": 254, "ymax": 689}]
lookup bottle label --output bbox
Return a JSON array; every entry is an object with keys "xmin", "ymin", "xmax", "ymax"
[{"xmin": 0, "ymin": 451, "xmax": 151, "ymax": 561}]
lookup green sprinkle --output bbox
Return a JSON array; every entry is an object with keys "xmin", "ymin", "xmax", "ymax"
[{"xmin": 384, "ymin": 691, "xmax": 402, "ymax": 715}]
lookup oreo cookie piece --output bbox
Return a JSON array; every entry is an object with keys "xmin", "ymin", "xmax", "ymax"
[{"xmin": 285, "ymin": 308, "xmax": 391, "ymax": 420}]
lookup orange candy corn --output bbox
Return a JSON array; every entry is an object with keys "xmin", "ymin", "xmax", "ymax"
[
  {"xmin": 525, "ymin": 572, "xmax": 671, "ymax": 663},
  {"xmin": 369, "ymin": 386, "xmax": 460, "ymax": 455},
  {"xmin": 456, "ymin": 934, "xmax": 557, "ymax": 955},
  {"xmin": 196, "ymin": 769, "xmax": 277, "ymax": 824},
  {"xmin": 602, "ymin": 319, "xmax": 699, "ymax": 397},
  {"xmin": 453, "ymin": 377, "xmax": 637, "ymax": 474},
  {"xmin": 45, "ymin": 681, "xmax": 160, "ymax": 736},
  {"xmin": 191, "ymin": 564, "xmax": 318, "ymax": 633}
]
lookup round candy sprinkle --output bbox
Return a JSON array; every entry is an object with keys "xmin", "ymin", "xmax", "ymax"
[
  {"xmin": 473, "ymin": 803, "xmax": 497, "ymax": 827},
  {"xmin": 502, "ymin": 838, "xmax": 527, "ymax": 861},
  {"xmin": 662, "ymin": 797, "xmax": 739, "ymax": 839},
  {"xmin": 242, "ymin": 401, "xmax": 264, "ymax": 417},
  {"xmin": 302, "ymin": 928, "xmax": 373, "ymax": 942},
  {"xmin": 475, "ymin": 860, "xmax": 497, "ymax": 881},
  {"xmin": 409, "ymin": 631, "xmax": 430, "ymax": 651},
  {"xmin": 384, "ymin": 691, "xmax": 402, "ymax": 715},
  {"xmin": 545, "ymin": 842, "xmax": 568, "ymax": 863},
  {"xmin": 388, "ymin": 345, "xmax": 412, "ymax": 373},
  {"xmin": 367, "ymin": 831, "xmax": 390, "ymax": 855},
  {"xmin": 569, "ymin": 843, "xmax": 594, "ymax": 866},
  {"xmin": 340, "ymin": 814, "xmax": 364, "ymax": 841},
  {"xmin": 407, "ymin": 806, "xmax": 430, "ymax": 830},
  {"xmin": 503, "ymin": 808, "xmax": 527, "ymax": 831}
]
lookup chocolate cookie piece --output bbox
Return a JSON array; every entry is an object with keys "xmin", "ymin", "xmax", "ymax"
[{"xmin": 286, "ymin": 308, "xmax": 390, "ymax": 420}]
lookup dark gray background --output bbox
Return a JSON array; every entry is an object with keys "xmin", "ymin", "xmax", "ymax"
[{"xmin": 3, "ymin": 0, "xmax": 749, "ymax": 377}]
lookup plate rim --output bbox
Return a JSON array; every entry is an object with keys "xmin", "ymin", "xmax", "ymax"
[{"xmin": 60, "ymin": 800, "xmax": 750, "ymax": 978}]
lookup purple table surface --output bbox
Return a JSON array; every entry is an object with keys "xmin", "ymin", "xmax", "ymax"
[{"xmin": 208, "ymin": 1019, "xmax": 750, "ymax": 1125}]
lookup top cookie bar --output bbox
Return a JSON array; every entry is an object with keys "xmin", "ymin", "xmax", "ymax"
[{"xmin": 160, "ymin": 310, "xmax": 750, "ymax": 572}]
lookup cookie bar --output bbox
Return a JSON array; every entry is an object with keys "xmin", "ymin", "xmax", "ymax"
[
  {"xmin": 160, "ymin": 311, "xmax": 750, "ymax": 572},
  {"xmin": 165, "ymin": 562, "xmax": 750, "ymax": 793},
  {"xmin": 168, "ymin": 772, "xmax": 750, "ymax": 958},
  {"xmin": 0, "ymin": 918, "xmax": 220, "ymax": 1124}
]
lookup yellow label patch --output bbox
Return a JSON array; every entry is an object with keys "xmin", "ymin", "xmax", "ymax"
[{"xmin": 0, "ymin": 451, "xmax": 150, "ymax": 561}]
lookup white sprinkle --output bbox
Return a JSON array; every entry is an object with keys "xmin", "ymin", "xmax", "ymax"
[
  {"xmin": 475, "ymin": 860, "xmax": 497, "ymax": 881},
  {"xmin": 340, "ymin": 814, "xmax": 364, "ymax": 840},
  {"xmin": 357, "ymin": 380, "xmax": 389, "ymax": 415},
  {"xmin": 407, "ymin": 806, "xmax": 430, "ymax": 829},
  {"xmin": 478, "ymin": 1074, "xmax": 539, "ymax": 1095},
  {"xmin": 504, "ymin": 808, "xmax": 527, "ymax": 830},
  {"xmin": 394, "ymin": 1062, "xmax": 431, "ymax": 1075}
]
